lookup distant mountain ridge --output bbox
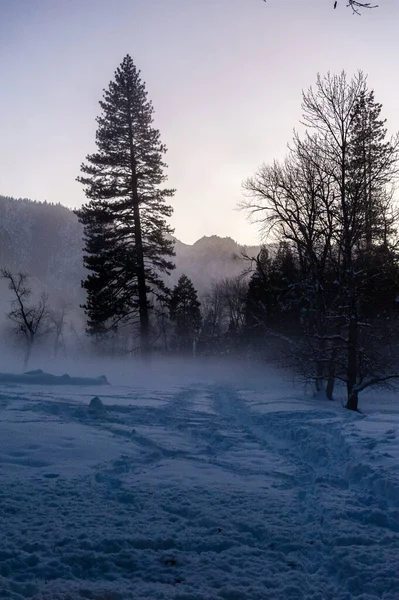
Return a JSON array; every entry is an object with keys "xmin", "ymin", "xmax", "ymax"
[
  {"xmin": 173, "ymin": 234, "xmax": 260, "ymax": 292},
  {"xmin": 0, "ymin": 195, "xmax": 260, "ymax": 297}
]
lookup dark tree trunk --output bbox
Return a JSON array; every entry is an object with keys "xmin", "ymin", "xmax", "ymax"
[
  {"xmin": 346, "ymin": 388, "xmax": 359, "ymax": 411},
  {"xmin": 127, "ymin": 88, "xmax": 150, "ymax": 358},
  {"xmin": 326, "ymin": 372, "xmax": 335, "ymax": 400},
  {"xmin": 24, "ymin": 338, "xmax": 34, "ymax": 371},
  {"xmin": 326, "ymin": 343, "xmax": 336, "ymax": 400},
  {"xmin": 315, "ymin": 328, "xmax": 324, "ymax": 393},
  {"xmin": 346, "ymin": 313, "xmax": 358, "ymax": 410},
  {"xmin": 133, "ymin": 202, "xmax": 150, "ymax": 357}
]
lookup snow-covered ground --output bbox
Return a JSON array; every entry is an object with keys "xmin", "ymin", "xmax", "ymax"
[{"xmin": 0, "ymin": 360, "xmax": 398, "ymax": 599}]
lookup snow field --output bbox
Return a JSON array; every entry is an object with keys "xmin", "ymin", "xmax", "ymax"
[{"xmin": 0, "ymin": 371, "xmax": 398, "ymax": 599}]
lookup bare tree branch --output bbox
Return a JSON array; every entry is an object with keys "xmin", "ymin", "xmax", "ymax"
[
  {"xmin": 345, "ymin": 1, "xmax": 378, "ymax": 14},
  {"xmin": 1, "ymin": 270, "xmax": 51, "ymax": 369},
  {"xmin": 262, "ymin": 1, "xmax": 379, "ymax": 13}
]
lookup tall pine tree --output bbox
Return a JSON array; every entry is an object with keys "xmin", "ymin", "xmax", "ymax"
[
  {"xmin": 76, "ymin": 55, "xmax": 175, "ymax": 353},
  {"xmin": 348, "ymin": 89, "xmax": 396, "ymax": 251},
  {"xmin": 170, "ymin": 275, "xmax": 202, "ymax": 354}
]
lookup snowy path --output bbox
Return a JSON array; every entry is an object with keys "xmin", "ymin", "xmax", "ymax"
[{"xmin": 0, "ymin": 376, "xmax": 398, "ymax": 599}]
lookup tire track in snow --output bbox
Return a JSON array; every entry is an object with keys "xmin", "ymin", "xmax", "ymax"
[{"xmin": 208, "ymin": 384, "xmax": 399, "ymax": 599}]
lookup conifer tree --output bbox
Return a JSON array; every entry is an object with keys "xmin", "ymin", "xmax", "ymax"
[
  {"xmin": 245, "ymin": 247, "xmax": 273, "ymax": 333},
  {"xmin": 348, "ymin": 89, "xmax": 397, "ymax": 251},
  {"xmin": 244, "ymin": 244, "xmax": 299, "ymax": 335},
  {"xmin": 76, "ymin": 55, "xmax": 175, "ymax": 353},
  {"xmin": 170, "ymin": 275, "xmax": 202, "ymax": 354}
]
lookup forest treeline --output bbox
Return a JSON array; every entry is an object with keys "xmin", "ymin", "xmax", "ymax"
[
  {"xmin": 2, "ymin": 56, "xmax": 399, "ymax": 410},
  {"xmin": 0, "ymin": 194, "xmax": 259, "ymax": 365}
]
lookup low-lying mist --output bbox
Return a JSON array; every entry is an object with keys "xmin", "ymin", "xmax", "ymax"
[{"xmin": 0, "ymin": 342, "xmax": 286, "ymax": 391}]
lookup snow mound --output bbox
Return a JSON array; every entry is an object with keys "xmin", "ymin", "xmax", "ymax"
[
  {"xmin": 0, "ymin": 370, "xmax": 109, "ymax": 386},
  {"xmin": 88, "ymin": 396, "xmax": 108, "ymax": 419}
]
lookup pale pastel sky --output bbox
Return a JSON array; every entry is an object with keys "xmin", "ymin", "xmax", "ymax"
[{"xmin": 0, "ymin": 0, "xmax": 398, "ymax": 245}]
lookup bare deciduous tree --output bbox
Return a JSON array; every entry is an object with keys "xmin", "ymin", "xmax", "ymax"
[
  {"xmin": 1, "ymin": 270, "xmax": 50, "ymax": 370},
  {"xmin": 242, "ymin": 71, "xmax": 399, "ymax": 410},
  {"xmin": 220, "ymin": 277, "xmax": 247, "ymax": 333},
  {"xmin": 302, "ymin": 72, "xmax": 399, "ymax": 409},
  {"xmin": 50, "ymin": 305, "xmax": 68, "ymax": 358},
  {"xmin": 243, "ymin": 133, "xmax": 337, "ymax": 395}
]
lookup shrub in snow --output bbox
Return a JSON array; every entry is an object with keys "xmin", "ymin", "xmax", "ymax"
[{"xmin": 88, "ymin": 396, "xmax": 107, "ymax": 419}]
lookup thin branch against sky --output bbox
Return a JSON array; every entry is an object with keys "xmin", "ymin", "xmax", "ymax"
[
  {"xmin": 346, "ymin": 1, "xmax": 379, "ymax": 14},
  {"xmin": 262, "ymin": 1, "xmax": 379, "ymax": 12}
]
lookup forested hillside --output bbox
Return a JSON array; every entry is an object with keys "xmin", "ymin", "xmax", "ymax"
[
  {"xmin": 0, "ymin": 196, "xmax": 258, "ymax": 298},
  {"xmin": 0, "ymin": 196, "xmax": 84, "ymax": 300}
]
